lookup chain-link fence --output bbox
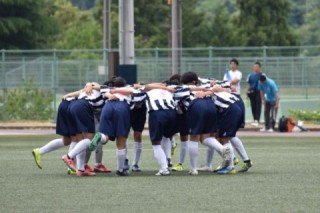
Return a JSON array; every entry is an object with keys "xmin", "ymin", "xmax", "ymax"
[{"xmin": 1, "ymin": 46, "xmax": 320, "ymax": 121}]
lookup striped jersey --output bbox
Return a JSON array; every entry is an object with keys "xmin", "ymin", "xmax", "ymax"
[
  {"xmin": 78, "ymin": 89, "xmax": 106, "ymax": 111},
  {"xmin": 145, "ymin": 89, "xmax": 176, "ymax": 112},
  {"xmin": 213, "ymin": 91, "xmax": 240, "ymax": 109},
  {"xmin": 130, "ymin": 88, "xmax": 147, "ymax": 109}
]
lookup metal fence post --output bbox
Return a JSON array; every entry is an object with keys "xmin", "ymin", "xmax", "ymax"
[
  {"xmin": 208, "ymin": 46, "xmax": 212, "ymax": 77},
  {"xmin": 155, "ymin": 47, "xmax": 159, "ymax": 82},
  {"xmin": 1, "ymin": 49, "xmax": 7, "ymax": 121},
  {"xmin": 263, "ymin": 46, "xmax": 267, "ymax": 66},
  {"xmin": 52, "ymin": 49, "xmax": 57, "ymax": 121}
]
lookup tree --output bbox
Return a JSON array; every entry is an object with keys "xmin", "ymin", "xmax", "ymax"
[
  {"xmin": 235, "ymin": 0, "xmax": 299, "ymax": 46},
  {"xmin": 296, "ymin": 6, "xmax": 320, "ymax": 45},
  {"xmin": 0, "ymin": 0, "xmax": 60, "ymax": 49},
  {"xmin": 52, "ymin": 0, "xmax": 102, "ymax": 50}
]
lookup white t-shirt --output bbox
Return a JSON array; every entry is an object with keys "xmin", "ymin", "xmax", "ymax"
[{"xmin": 223, "ymin": 70, "xmax": 242, "ymax": 94}]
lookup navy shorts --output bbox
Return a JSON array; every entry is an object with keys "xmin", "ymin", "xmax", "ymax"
[
  {"xmin": 148, "ymin": 109, "xmax": 177, "ymax": 142},
  {"xmin": 99, "ymin": 101, "xmax": 131, "ymax": 141},
  {"xmin": 174, "ymin": 112, "xmax": 189, "ymax": 136},
  {"xmin": 217, "ymin": 102, "xmax": 242, "ymax": 138},
  {"xmin": 56, "ymin": 100, "xmax": 72, "ymax": 136},
  {"xmin": 130, "ymin": 104, "xmax": 147, "ymax": 132},
  {"xmin": 68, "ymin": 99, "xmax": 95, "ymax": 134},
  {"xmin": 233, "ymin": 94, "xmax": 245, "ymax": 128},
  {"xmin": 187, "ymin": 98, "xmax": 217, "ymax": 135}
]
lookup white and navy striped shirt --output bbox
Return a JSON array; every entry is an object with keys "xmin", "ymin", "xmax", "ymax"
[
  {"xmin": 130, "ymin": 88, "xmax": 147, "ymax": 109},
  {"xmin": 213, "ymin": 91, "xmax": 240, "ymax": 109},
  {"xmin": 146, "ymin": 89, "xmax": 176, "ymax": 112},
  {"xmin": 78, "ymin": 89, "xmax": 106, "ymax": 111}
]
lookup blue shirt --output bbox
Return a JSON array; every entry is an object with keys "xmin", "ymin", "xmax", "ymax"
[
  {"xmin": 258, "ymin": 78, "xmax": 278, "ymax": 102},
  {"xmin": 246, "ymin": 72, "xmax": 261, "ymax": 91}
]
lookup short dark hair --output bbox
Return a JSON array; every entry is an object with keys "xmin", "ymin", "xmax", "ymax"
[
  {"xmin": 230, "ymin": 58, "xmax": 239, "ymax": 66},
  {"xmin": 113, "ymin": 76, "xmax": 126, "ymax": 87},
  {"xmin": 169, "ymin": 74, "xmax": 181, "ymax": 85},
  {"xmin": 254, "ymin": 61, "xmax": 262, "ymax": 67},
  {"xmin": 260, "ymin": 73, "xmax": 267, "ymax": 82},
  {"xmin": 181, "ymin": 71, "xmax": 198, "ymax": 85}
]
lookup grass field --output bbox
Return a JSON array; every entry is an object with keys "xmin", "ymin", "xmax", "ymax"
[{"xmin": 1, "ymin": 134, "xmax": 320, "ymax": 213}]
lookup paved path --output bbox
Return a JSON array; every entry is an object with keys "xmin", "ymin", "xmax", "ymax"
[{"xmin": 0, "ymin": 128, "xmax": 319, "ymax": 137}]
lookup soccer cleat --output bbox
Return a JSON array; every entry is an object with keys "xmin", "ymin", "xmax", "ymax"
[
  {"xmin": 116, "ymin": 170, "xmax": 130, "ymax": 176},
  {"xmin": 85, "ymin": 164, "xmax": 94, "ymax": 172},
  {"xmin": 67, "ymin": 168, "xmax": 77, "ymax": 175},
  {"xmin": 172, "ymin": 163, "xmax": 184, "ymax": 171},
  {"xmin": 89, "ymin": 132, "xmax": 102, "ymax": 151},
  {"xmin": 132, "ymin": 164, "xmax": 141, "ymax": 172},
  {"xmin": 213, "ymin": 164, "xmax": 224, "ymax": 173},
  {"xmin": 94, "ymin": 164, "xmax": 112, "ymax": 173},
  {"xmin": 155, "ymin": 169, "xmax": 171, "ymax": 176},
  {"xmin": 267, "ymin": 128, "xmax": 274, "ymax": 133},
  {"xmin": 32, "ymin": 148, "xmax": 42, "ymax": 169},
  {"xmin": 234, "ymin": 157, "xmax": 240, "ymax": 165},
  {"xmin": 76, "ymin": 170, "xmax": 96, "ymax": 176},
  {"xmin": 124, "ymin": 159, "xmax": 130, "ymax": 171},
  {"xmin": 259, "ymin": 128, "xmax": 267, "ymax": 132},
  {"xmin": 171, "ymin": 143, "xmax": 177, "ymax": 156},
  {"xmin": 188, "ymin": 169, "xmax": 198, "ymax": 176},
  {"xmin": 167, "ymin": 158, "xmax": 173, "ymax": 168},
  {"xmin": 217, "ymin": 166, "xmax": 237, "ymax": 174},
  {"xmin": 62, "ymin": 154, "xmax": 76, "ymax": 171},
  {"xmin": 197, "ymin": 164, "xmax": 213, "ymax": 172},
  {"xmin": 238, "ymin": 161, "xmax": 253, "ymax": 173}
]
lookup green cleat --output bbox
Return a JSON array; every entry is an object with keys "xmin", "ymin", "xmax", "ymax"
[
  {"xmin": 67, "ymin": 168, "xmax": 77, "ymax": 175},
  {"xmin": 89, "ymin": 132, "xmax": 102, "ymax": 151},
  {"xmin": 238, "ymin": 160, "xmax": 253, "ymax": 172},
  {"xmin": 172, "ymin": 163, "xmax": 184, "ymax": 171},
  {"xmin": 32, "ymin": 148, "xmax": 42, "ymax": 169}
]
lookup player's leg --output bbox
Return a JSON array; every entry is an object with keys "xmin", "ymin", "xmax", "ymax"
[{"xmin": 131, "ymin": 131, "xmax": 143, "ymax": 172}]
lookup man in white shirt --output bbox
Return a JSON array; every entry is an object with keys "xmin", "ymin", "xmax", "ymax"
[{"xmin": 223, "ymin": 58, "xmax": 242, "ymax": 95}]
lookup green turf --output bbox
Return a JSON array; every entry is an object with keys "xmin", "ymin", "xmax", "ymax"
[{"xmin": 1, "ymin": 135, "xmax": 320, "ymax": 213}]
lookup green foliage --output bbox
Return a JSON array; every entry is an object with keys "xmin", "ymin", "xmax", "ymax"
[
  {"xmin": 289, "ymin": 108, "xmax": 320, "ymax": 122},
  {"xmin": 235, "ymin": 0, "xmax": 299, "ymax": 46},
  {"xmin": 5, "ymin": 78, "xmax": 54, "ymax": 120},
  {"xmin": 0, "ymin": 0, "xmax": 60, "ymax": 49}
]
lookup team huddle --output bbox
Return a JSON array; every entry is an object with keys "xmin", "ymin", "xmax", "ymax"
[{"xmin": 32, "ymin": 68, "xmax": 253, "ymax": 176}]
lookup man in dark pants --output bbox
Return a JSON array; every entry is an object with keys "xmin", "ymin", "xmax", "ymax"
[
  {"xmin": 246, "ymin": 62, "xmax": 262, "ymax": 126},
  {"xmin": 258, "ymin": 74, "xmax": 279, "ymax": 132}
]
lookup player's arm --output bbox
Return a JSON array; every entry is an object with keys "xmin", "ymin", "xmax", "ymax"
[
  {"xmin": 275, "ymin": 92, "xmax": 279, "ymax": 109},
  {"xmin": 109, "ymin": 87, "xmax": 134, "ymax": 96},
  {"xmin": 143, "ymin": 83, "xmax": 172, "ymax": 92},
  {"xmin": 84, "ymin": 82, "xmax": 101, "ymax": 94},
  {"xmin": 62, "ymin": 90, "xmax": 81, "ymax": 100}
]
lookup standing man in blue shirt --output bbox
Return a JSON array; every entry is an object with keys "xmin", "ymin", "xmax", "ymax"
[
  {"xmin": 258, "ymin": 74, "xmax": 279, "ymax": 132},
  {"xmin": 246, "ymin": 62, "xmax": 262, "ymax": 126}
]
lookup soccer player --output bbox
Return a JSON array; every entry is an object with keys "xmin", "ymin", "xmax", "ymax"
[
  {"xmin": 62, "ymin": 84, "xmax": 109, "ymax": 176},
  {"xmin": 172, "ymin": 72, "xmax": 231, "ymax": 175},
  {"xmin": 32, "ymin": 82, "xmax": 97, "ymax": 173}
]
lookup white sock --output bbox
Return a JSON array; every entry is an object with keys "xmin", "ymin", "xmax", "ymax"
[
  {"xmin": 152, "ymin": 145, "xmax": 168, "ymax": 170},
  {"xmin": 202, "ymin": 137, "xmax": 223, "ymax": 156},
  {"xmin": 39, "ymin": 138, "xmax": 64, "ymax": 155},
  {"xmin": 116, "ymin": 149, "xmax": 126, "ymax": 172},
  {"xmin": 231, "ymin": 137, "xmax": 249, "ymax": 161},
  {"xmin": 132, "ymin": 142, "xmax": 142, "ymax": 166},
  {"xmin": 76, "ymin": 150, "xmax": 86, "ymax": 171},
  {"xmin": 100, "ymin": 134, "xmax": 107, "ymax": 144},
  {"xmin": 224, "ymin": 142, "xmax": 234, "ymax": 167},
  {"xmin": 68, "ymin": 138, "xmax": 90, "ymax": 159},
  {"xmin": 188, "ymin": 141, "xmax": 198, "ymax": 170},
  {"xmin": 179, "ymin": 141, "xmax": 188, "ymax": 164},
  {"xmin": 161, "ymin": 137, "xmax": 171, "ymax": 159},
  {"xmin": 68, "ymin": 141, "xmax": 77, "ymax": 153},
  {"xmin": 171, "ymin": 137, "xmax": 176, "ymax": 148},
  {"xmin": 206, "ymin": 147, "xmax": 214, "ymax": 167},
  {"xmin": 95, "ymin": 142, "xmax": 103, "ymax": 166}
]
